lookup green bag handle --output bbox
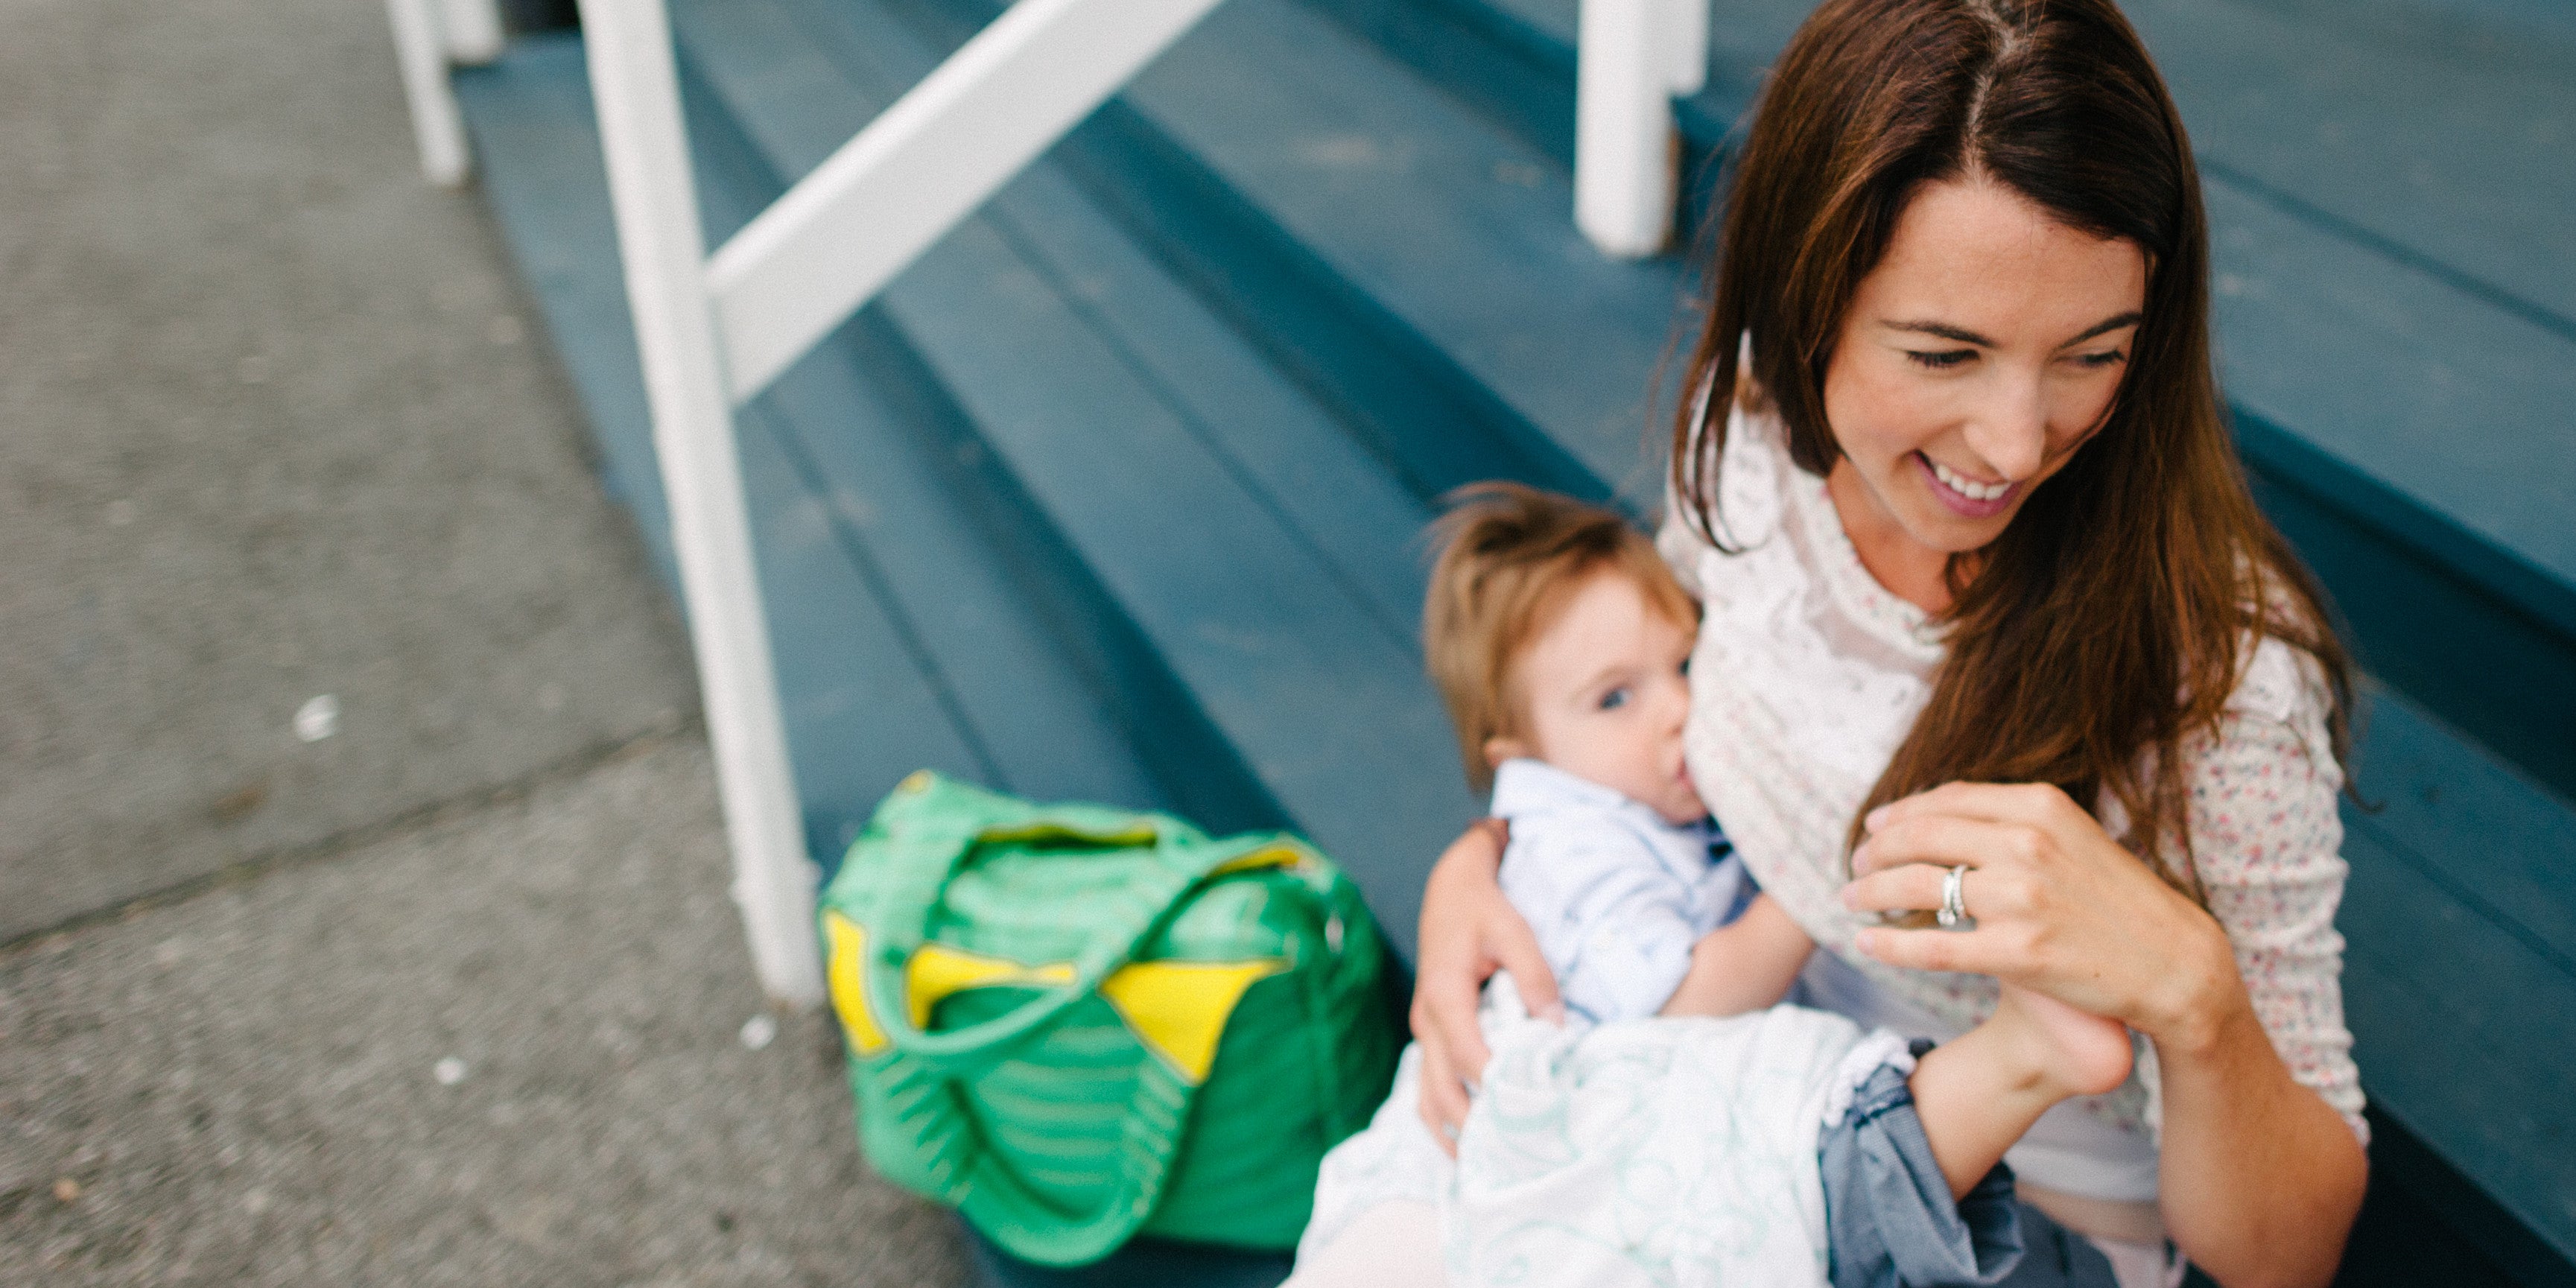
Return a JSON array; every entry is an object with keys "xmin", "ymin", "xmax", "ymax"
[
  {"xmin": 854, "ymin": 777, "xmax": 1287, "ymax": 1067},
  {"xmin": 847, "ymin": 775, "xmax": 1298, "ymax": 1264}
]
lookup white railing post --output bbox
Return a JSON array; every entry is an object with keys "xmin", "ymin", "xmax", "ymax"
[
  {"xmin": 1663, "ymin": 0, "xmax": 1708, "ymax": 96},
  {"xmin": 440, "ymin": 0, "xmax": 509, "ymax": 65},
  {"xmin": 1575, "ymin": 0, "xmax": 1673, "ymax": 257},
  {"xmin": 577, "ymin": 0, "xmax": 825, "ymax": 1006},
  {"xmin": 385, "ymin": 0, "xmax": 473, "ymax": 185}
]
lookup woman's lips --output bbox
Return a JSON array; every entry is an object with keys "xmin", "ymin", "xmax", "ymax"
[{"xmin": 1915, "ymin": 451, "xmax": 2019, "ymax": 518}]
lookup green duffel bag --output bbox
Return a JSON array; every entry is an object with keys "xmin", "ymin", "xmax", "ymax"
[{"xmin": 819, "ymin": 771, "xmax": 1400, "ymax": 1267}]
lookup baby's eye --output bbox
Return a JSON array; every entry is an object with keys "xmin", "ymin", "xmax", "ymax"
[{"xmin": 1597, "ymin": 687, "xmax": 1631, "ymax": 711}]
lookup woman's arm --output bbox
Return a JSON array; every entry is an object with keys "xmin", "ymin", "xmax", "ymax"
[
  {"xmin": 1411, "ymin": 819, "xmax": 1561, "ymax": 1154},
  {"xmin": 1661, "ymin": 894, "xmax": 1812, "ymax": 1017},
  {"xmin": 2154, "ymin": 977, "xmax": 2368, "ymax": 1288},
  {"xmin": 1842, "ymin": 781, "xmax": 2365, "ymax": 1287}
]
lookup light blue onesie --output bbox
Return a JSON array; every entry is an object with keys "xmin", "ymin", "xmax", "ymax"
[{"xmin": 1490, "ymin": 757, "xmax": 1751, "ymax": 1024}]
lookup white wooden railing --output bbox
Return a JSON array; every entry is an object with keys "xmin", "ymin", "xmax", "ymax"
[{"xmin": 386, "ymin": 0, "xmax": 1708, "ymax": 1006}]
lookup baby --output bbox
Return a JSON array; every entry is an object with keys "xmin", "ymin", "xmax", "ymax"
[{"xmin": 1292, "ymin": 484, "xmax": 2134, "ymax": 1288}]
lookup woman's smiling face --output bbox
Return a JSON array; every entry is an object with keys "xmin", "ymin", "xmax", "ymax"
[{"xmin": 1821, "ymin": 177, "xmax": 2148, "ymax": 583}]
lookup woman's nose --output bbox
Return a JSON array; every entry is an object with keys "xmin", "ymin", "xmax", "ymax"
[{"xmin": 1963, "ymin": 378, "xmax": 2050, "ymax": 481}]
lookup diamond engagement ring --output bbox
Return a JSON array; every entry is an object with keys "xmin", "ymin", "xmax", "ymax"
[{"xmin": 1937, "ymin": 863, "xmax": 1972, "ymax": 930}]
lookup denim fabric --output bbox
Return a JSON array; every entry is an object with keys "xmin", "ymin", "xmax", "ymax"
[
  {"xmin": 1990, "ymin": 1200, "xmax": 2126, "ymax": 1288},
  {"xmin": 1820, "ymin": 1043, "xmax": 2024, "ymax": 1288}
]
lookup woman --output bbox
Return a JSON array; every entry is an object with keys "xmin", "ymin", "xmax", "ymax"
[{"xmin": 1408, "ymin": 1, "xmax": 2370, "ymax": 1284}]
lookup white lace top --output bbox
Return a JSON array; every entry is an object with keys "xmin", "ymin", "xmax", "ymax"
[{"xmin": 1660, "ymin": 399, "xmax": 2368, "ymax": 1202}]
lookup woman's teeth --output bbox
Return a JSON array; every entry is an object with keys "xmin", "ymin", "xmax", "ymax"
[{"xmin": 1927, "ymin": 456, "xmax": 2011, "ymax": 501}]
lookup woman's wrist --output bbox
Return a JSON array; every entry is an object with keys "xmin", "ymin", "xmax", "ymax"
[{"xmin": 2138, "ymin": 907, "xmax": 2253, "ymax": 1058}]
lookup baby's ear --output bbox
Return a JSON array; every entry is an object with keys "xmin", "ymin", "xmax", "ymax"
[{"xmin": 1484, "ymin": 736, "xmax": 1529, "ymax": 769}]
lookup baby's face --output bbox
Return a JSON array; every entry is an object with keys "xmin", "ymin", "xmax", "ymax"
[{"xmin": 1491, "ymin": 569, "xmax": 1705, "ymax": 824}]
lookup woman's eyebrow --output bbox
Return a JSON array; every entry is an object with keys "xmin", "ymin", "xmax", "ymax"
[
  {"xmin": 1877, "ymin": 311, "xmax": 2142, "ymax": 347},
  {"xmin": 1881, "ymin": 319, "xmax": 1993, "ymax": 345},
  {"xmin": 2063, "ymin": 311, "xmax": 2143, "ymax": 346}
]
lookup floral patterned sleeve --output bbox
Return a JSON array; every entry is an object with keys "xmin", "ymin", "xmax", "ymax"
[{"xmin": 2160, "ymin": 636, "xmax": 2370, "ymax": 1143}]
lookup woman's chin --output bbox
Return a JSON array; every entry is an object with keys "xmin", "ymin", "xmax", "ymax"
[{"xmin": 1896, "ymin": 494, "xmax": 2017, "ymax": 556}]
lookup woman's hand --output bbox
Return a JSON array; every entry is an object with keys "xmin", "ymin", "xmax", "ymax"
[
  {"xmin": 1841, "ymin": 781, "xmax": 2367, "ymax": 1285},
  {"xmin": 1411, "ymin": 818, "xmax": 1561, "ymax": 1155},
  {"xmin": 1837, "ymin": 781, "xmax": 2242, "ymax": 1051}
]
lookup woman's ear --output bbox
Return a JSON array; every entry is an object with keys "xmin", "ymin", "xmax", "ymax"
[{"xmin": 1485, "ymin": 736, "xmax": 1530, "ymax": 769}]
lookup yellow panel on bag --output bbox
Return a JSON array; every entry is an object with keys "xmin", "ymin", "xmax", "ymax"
[
  {"xmin": 1208, "ymin": 845, "xmax": 1304, "ymax": 877},
  {"xmin": 1098, "ymin": 959, "xmax": 1285, "ymax": 1084},
  {"xmin": 904, "ymin": 942, "xmax": 1078, "ymax": 1028},
  {"xmin": 822, "ymin": 911, "xmax": 890, "ymax": 1056}
]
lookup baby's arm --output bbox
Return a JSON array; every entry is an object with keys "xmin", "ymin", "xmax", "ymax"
[{"xmin": 1658, "ymin": 894, "xmax": 1813, "ymax": 1017}]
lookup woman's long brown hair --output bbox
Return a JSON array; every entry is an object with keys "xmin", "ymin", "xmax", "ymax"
[{"xmin": 1669, "ymin": 0, "xmax": 2351, "ymax": 896}]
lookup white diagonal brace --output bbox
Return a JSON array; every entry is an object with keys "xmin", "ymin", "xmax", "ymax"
[
  {"xmin": 705, "ymin": 0, "xmax": 1231, "ymax": 404},
  {"xmin": 579, "ymin": 0, "xmax": 822, "ymax": 1005}
]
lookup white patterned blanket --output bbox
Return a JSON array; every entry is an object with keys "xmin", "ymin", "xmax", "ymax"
[{"xmin": 1301, "ymin": 989, "xmax": 1912, "ymax": 1288}]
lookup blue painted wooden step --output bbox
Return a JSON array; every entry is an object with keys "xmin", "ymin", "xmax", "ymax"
[{"xmin": 2337, "ymin": 684, "xmax": 2576, "ymax": 1285}]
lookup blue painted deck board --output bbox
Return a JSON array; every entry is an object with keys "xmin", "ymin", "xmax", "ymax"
[
  {"xmin": 2127, "ymin": 0, "xmax": 2576, "ymax": 334},
  {"xmin": 2341, "ymin": 837, "xmax": 2576, "ymax": 1269},
  {"xmin": 734, "ymin": 406, "xmax": 997, "ymax": 825},
  {"xmin": 2344, "ymin": 683, "xmax": 2576, "ymax": 972},
  {"xmin": 2204, "ymin": 179, "xmax": 2576, "ymax": 638},
  {"xmin": 2335, "ymin": 682, "xmax": 2576, "ymax": 1273},
  {"xmin": 670, "ymin": 0, "xmax": 1483, "ymax": 948}
]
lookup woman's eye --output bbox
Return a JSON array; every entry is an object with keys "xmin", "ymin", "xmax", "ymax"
[
  {"xmin": 1597, "ymin": 687, "xmax": 1631, "ymax": 711},
  {"xmin": 2074, "ymin": 349, "xmax": 2128, "ymax": 369},
  {"xmin": 1905, "ymin": 349, "xmax": 1976, "ymax": 370}
]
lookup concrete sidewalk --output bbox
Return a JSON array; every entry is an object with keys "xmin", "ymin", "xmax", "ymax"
[
  {"xmin": 0, "ymin": 0, "xmax": 963, "ymax": 1280},
  {"xmin": 0, "ymin": 0, "xmax": 688, "ymax": 942},
  {"xmin": 1, "ymin": 738, "xmax": 964, "ymax": 1285}
]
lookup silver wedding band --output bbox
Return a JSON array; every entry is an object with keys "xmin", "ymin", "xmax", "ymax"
[
  {"xmin": 1937, "ymin": 864, "xmax": 1972, "ymax": 930},
  {"xmin": 1441, "ymin": 1122, "xmax": 1462, "ymax": 1142}
]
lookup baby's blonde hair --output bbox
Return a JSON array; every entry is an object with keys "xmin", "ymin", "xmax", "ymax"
[{"xmin": 1424, "ymin": 483, "xmax": 1698, "ymax": 793}]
